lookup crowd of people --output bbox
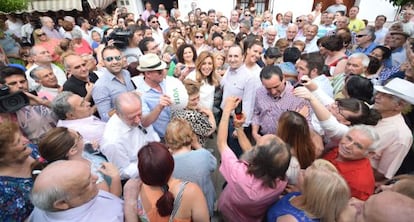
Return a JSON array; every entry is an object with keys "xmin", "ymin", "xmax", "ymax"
[{"xmin": 1, "ymin": 0, "xmax": 414, "ymax": 221}]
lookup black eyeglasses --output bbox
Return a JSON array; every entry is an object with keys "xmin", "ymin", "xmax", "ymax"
[
  {"xmin": 151, "ymin": 20, "xmax": 158, "ymax": 23},
  {"xmin": 356, "ymin": 34, "xmax": 367, "ymax": 38},
  {"xmin": 195, "ymin": 35, "xmax": 204, "ymax": 39},
  {"xmin": 103, "ymin": 56, "xmax": 122, "ymax": 62}
]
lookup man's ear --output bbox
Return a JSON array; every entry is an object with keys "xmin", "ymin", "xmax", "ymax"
[{"xmin": 53, "ymin": 199, "xmax": 70, "ymax": 210}]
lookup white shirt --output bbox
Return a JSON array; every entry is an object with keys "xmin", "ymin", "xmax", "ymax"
[
  {"xmin": 374, "ymin": 27, "xmax": 389, "ymax": 45},
  {"xmin": 57, "ymin": 115, "xmax": 106, "ymax": 144},
  {"xmin": 100, "ymin": 114, "xmax": 160, "ymax": 179},
  {"xmin": 186, "ymin": 71, "xmax": 215, "ymax": 110},
  {"xmin": 26, "ymin": 64, "xmax": 67, "ymax": 92}
]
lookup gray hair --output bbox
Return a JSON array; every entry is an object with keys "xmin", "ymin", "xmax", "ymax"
[
  {"xmin": 349, "ymin": 53, "xmax": 370, "ymax": 67},
  {"xmin": 40, "ymin": 16, "xmax": 53, "ymax": 26},
  {"xmin": 348, "ymin": 124, "xmax": 379, "ymax": 151},
  {"xmin": 51, "ymin": 91, "xmax": 75, "ymax": 120},
  {"xmin": 365, "ymin": 26, "xmax": 376, "ymax": 41},
  {"xmin": 30, "ymin": 184, "xmax": 69, "ymax": 212},
  {"xmin": 30, "ymin": 66, "xmax": 50, "ymax": 81}
]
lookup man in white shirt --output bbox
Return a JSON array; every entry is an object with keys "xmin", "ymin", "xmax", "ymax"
[
  {"xmin": 299, "ymin": 25, "xmax": 319, "ymax": 53},
  {"xmin": 374, "ymin": 15, "xmax": 389, "ymax": 45},
  {"xmin": 26, "ymin": 45, "xmax": 67, "ymax": 92},
  {"xmin": 100, "ymin": 92, "xmax": 159, "ymax": 180}
]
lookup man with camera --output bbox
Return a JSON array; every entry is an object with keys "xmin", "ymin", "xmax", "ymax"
[
  {"xmin": 0, "ymin": 66, "xmax": 57, "ymax": 144},
  {"xmin": 121, "ymin": 25, "xmax": 144, "ymax": 65}
]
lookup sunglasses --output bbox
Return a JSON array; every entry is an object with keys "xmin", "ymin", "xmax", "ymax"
[
  {"xmin": 356, "ymin": 34, "xmax": 366, "ymax": 38},
  {"xmin": 103, "ymin": 56, "xmax": 122, "ymax": 62},
  {"xmin": 195, "ymin": 35, "xmax": 204, "ymax": 39},
  {"xmin": 37, "ymin": 33, "xmax": 46, "ymax": 37},
  {"xmin": 296, "ymin": 19, "xmax": 303, "ymax": 22},
  {"xmin": 245, "ymin": 14, "xmax": 251, "ymax": 16},
  {"xmin": 151, "ymin": 20, "xmax": 158, "ymax": 23}
]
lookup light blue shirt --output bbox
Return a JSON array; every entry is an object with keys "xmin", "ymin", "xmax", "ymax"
[
  {"xmin": 133, "ymin": 76, "xmax": 171, "ymax": 138},
  {"xmin": 92, "ymin": 68, "xmax": 135, "ymax": 121}
]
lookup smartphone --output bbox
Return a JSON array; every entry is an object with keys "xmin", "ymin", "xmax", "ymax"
[
  {"xmin": 293, "ymin": 83, "xmax": 303, "ymax": 88},
  {"xmin": 235, "ymin": 100, "xmax": 242, "ymax": 120},
  {"xmin": 84, "ymin": 143, "xmax": 100, "ymax": 155}
]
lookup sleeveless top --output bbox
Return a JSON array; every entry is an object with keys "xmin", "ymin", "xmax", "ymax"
[
  {"xmin": 137, "ymin": 181, "xmax": 192, "ymax": 222},
  {"xmin": 267, "ymin": 192, "xmax": 320, "ymax": 222},
  {"xmin": 328, "ymin": 56, "xmax": 348, "ymax": 76}
]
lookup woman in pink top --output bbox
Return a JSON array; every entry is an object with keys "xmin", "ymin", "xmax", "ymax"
[{"xmin": 217, "ymin": 97, "xmax": 291, "ymax": 222}]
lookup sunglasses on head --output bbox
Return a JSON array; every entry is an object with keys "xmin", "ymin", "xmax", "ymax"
[{"xmin": 103, "ymin": 56, "xmax": 122, "ymax": 62}]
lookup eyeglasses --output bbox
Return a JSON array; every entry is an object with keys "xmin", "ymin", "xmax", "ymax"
[
  {"xmin": 356, "ymin": 34, "xmax": 367, "ymax": 38},
  {"xmin": 195, "ymin": 35, "xmax": 204, "ymax": 39},
  {"xmin": 244, "ymin": 14, "xmax": 251, "ymax": 16},
  {"xmin": 296, "ymin": 19, "xmax": 303, "ymax": 22},
  {"xmin": 37, "ymin": 33, "xmax": 46, "ymax": 37},
  {"xmin": 103, "ymin": 56, "xmax": 122, "ymax": 62},
  {"xmin": 151, "ymin": 20, "xmax": 158, "ymax": 23}
]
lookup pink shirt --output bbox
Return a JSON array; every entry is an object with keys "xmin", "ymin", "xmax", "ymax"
[
  {"xmin": 371, "ymin": 114, "xmax": 413, "ymax": 179},
  {"xmin": 218, "ymin": 147, "xmax": 287, "ymax": 222}
]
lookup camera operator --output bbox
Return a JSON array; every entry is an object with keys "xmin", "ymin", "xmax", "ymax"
[
  {"xmin": 0, "ymin": 66, "xmax": 57, "ymax": 144},
  {"xmin": 121, "ymin": 25, "xmax": 144, "ymax": 65}
]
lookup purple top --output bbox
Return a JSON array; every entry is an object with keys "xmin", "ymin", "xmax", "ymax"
[{"xmin": 252, "ymin": 82, "xmax": 310, "ymax": 135}]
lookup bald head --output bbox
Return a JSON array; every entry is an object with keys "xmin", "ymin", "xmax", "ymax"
[
  {"xmin": 31, "ymin": 160, "xmax": 98, "ymax": 211},
  {"xmin": 363, "ymin": 191, "xmax": 414, "ymax": 222},
  {"xmin": 114, "ymin": 92, "xmax": 142, "ymax": 127}
]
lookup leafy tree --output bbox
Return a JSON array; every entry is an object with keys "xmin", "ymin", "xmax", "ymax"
[
  {"xmin": 0, "ymin": 0, "xmax": 28, "ymax": 13},
  {"xmin": 388, "ymin": 0, "xmax": 414, "ymax": 6}
]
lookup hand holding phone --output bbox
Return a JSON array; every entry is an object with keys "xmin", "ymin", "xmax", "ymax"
[{"xmin": 235, "ymin": 100, "xmax": 242, "ymax": 120}]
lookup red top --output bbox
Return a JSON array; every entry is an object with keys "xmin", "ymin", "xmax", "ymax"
[{"xmin": 323, "ymin": 147, "xmax": 375, "ymax": 200}]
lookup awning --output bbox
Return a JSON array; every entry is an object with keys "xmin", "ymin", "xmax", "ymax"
[
  {"xmin": 87, "ymin": 0, "xmax": 115, "ymax": 9},
  {"xmin": 27, "ymin": 0, "xmax": 115, "ymax": 12},
  {"xmin": 28, "ymin": 0, "xmax": 83, "ymax": 12}
]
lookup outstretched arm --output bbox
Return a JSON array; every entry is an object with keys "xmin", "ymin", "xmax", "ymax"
[{"xmin": 217, "ymin": 97, "xmax": 240, "ymax": 154}]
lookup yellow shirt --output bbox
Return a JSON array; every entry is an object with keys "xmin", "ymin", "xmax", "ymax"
[{"xmin": 348, "ymin": 19, "xmax": 366, "ymax": 33}]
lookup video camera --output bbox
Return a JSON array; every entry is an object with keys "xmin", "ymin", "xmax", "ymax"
[
  {"xmin": 107, "ymin": 29, "xmax": 132, "ymax": 49},
  {"xmin": 0, "ymin": 85, "xmax": 30, "ymax": 113}
]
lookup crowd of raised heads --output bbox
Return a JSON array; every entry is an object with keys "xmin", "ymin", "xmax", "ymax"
[{"xmin": 1, "ymin": 0, "xmax": 414, "ymax": 221}]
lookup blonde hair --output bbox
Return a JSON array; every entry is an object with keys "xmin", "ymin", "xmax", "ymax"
[
  {"xmin": 165, "ymin": 118, "xmax": 194, "ymax": 150},
  {"xmin": 299, "ymin": 159, "xmax": 350, "ymax": 222}
]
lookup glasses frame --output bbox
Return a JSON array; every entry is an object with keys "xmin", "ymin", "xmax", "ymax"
[{"xmin": 103, "ymin": 56, "xmax": 122, "ymax": 62}]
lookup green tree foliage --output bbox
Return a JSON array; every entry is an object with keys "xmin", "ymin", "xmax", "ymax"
[
  {"xmin": 0, "ymin": 0, "xmax": 28, "ymax": 13},
  {"xmin": 388, "ymin": 0, "xmax": 414, "ymax": 6}
]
